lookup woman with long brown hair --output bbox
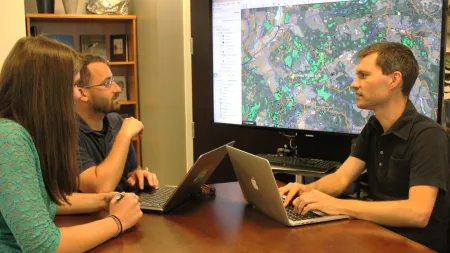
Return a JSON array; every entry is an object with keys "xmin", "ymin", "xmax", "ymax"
[{"xmin": 0, "ymin": 35, "xmax": 142, "ymax": 252}]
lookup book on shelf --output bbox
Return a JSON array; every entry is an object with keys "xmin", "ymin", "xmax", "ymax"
[
  {"xmin": 80, "ymin": 35, "xmax": 107, "ymax": 59},
  {"xmin": 30, "ymin": 26, "xmax": 38, "ymax": 36},
  {"xmin": 46, "ymin": 34, "xmax": 75, "ymax": 49},
  {"xmin": 115, "ymin": 76, "xmax": 128, "ymax": 101}
]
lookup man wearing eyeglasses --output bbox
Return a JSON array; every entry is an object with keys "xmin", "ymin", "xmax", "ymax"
[{"xmin": 75, "ymin": 54, "xmax": 159, "ymax": 193}]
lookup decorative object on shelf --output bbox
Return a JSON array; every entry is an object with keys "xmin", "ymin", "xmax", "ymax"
[
  {"xmin": 62, "ymin": 0, "xmax": 78, "ymax": 14},
  {"xmin": 80, "ymin": 35, "xmax": 107, "ymax": 59},
  {"xmin": 115, "ymin": 76, "xmax": 128, "ymax": 101},
  {"xmin": 86, "ymin": 0, "xmax": 130, "ymax": 15},
  {"xmin": 110, "ymin": 34, "xmax": 128, "ymax": 61},
  {"xmin": 46, "ymin": 34, "xmax": 75, "ymax": 49},
  {"xmin": 30, "ymin": 26, "xmax": 38, "ymax": 37},
  {"xmin": 36, "ymin": 0, "xmax": 55, "ymax": 13}
]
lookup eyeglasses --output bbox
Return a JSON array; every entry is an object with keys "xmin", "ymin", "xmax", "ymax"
[{"xmin": 82, "ymin": 77, "xmax": 115, "ymax": 89}]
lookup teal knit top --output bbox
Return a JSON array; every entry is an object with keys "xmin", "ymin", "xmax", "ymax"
[{"xmin": 0, "ymin": 119, "xmax": 60, "ymax": 252}]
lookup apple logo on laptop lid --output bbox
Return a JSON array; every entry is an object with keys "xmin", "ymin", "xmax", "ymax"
[{"xmin": 251, "ymin": 177, "xmax": 259, "ymax": 190}]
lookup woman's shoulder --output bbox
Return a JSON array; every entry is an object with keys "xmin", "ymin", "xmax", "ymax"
[
  {"xmin": 0, "ymin": 118, "xmax": 25, "ymax": 129},
  {"xmin": 0, "ymin": 119, "xmax": 33, "ymax": 143}
]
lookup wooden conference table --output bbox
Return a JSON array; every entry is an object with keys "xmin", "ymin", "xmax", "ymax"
[{"xmin": 55, "ymin": 182, "xmax": 434, "ymax": 253}]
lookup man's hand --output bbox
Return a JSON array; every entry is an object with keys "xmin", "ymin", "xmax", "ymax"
[
  {"xmin": 127, "ymin": 167, "xmax": 159, "ymax": 190},
  {"xmin": 292, "ymin": 189, "xmax": 343, "ymax": 215},
  {"xmin": 278, "ymin": 182, "xmax": 312, "ymax": 207},
  {"xmin": 119, "ymin": 117, "xmax": 144, "ymax": 140}
]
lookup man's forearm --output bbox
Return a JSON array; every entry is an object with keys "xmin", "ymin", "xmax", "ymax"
[
  {"xmin": 85, "ymin": 132, "xmax": 131, "ymax": 193},
  {"xmin": 95, "ymin": 132, "xmax": 131, "ymax": 192},
  {"xmin": 337, "ymin": 199, "xmax": 430, "ymax": 228},
  {"xmin": 56, "ymin": 193, "xmax": 108, "ymax": 215},
  {"xmin": 308, "ymin": 173, "xmax": 350, "ymax": 197}
]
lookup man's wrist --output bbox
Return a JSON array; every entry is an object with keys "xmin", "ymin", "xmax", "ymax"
[
  {"xmin": 117, "ymin": 130, "xmax": 132, "ymax": 141},
  {"xmin": 336, "ymin": 199, "xmax": 352, "ymax": 216},
  {"xmin": 304, "ymin": 183, "xmax": 315, "ymax": 192}
]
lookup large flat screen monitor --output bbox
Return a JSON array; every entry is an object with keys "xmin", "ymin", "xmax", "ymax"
[{"xmin": 212, "ymin": 0, "xmax": 446, "ymax": 135}]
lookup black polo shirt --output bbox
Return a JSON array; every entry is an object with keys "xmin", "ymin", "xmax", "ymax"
[
  {"xmin": 77, "ymin": 113, "xmax": 138, "ymax": 192},
  {"xmin": 350, "ymin": 100, "xmax": 450, "ymax": 252}
]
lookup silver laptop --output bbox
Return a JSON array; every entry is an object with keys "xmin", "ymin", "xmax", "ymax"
[
  {"xmin": 138, "ymin": 141, "xmax": 235, "ymax": 213},
  {"xmin": 226, "ymin": 146, "xmax": 349, "ymax": 226}
]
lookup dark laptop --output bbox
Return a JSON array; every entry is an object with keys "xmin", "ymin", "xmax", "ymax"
[{"xmin": 138, "ymin": 141, "xmax": 235, "ymax": 213}]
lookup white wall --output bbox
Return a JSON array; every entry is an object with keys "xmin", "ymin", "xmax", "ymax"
[
  {"xmin": 132, "ymin": 0, "xmax": 193, "ymax": 184},
  {"xmin": 25, "ymin": 0, "xmax": 88, "ymax": 14},
  {"xmin": 0, "ymin": 2, "xmax": 25, "ymax": 69}
]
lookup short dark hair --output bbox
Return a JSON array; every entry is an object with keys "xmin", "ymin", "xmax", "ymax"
[
  {"xmin": 357, "ymin": 42, "xmax": 419, "ymax": 96},
  {"xmin": 79, "ymin": 54, "xmax": 109, "ymax": 87},
  {"xmin": 0, "ymin": 35, "xmax": 80, "ymax": 205}
]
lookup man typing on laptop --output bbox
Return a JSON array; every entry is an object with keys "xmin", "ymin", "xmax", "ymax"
[
  {"xmin": 75, "ymin": 54, "xmax": 159, "ymax": 193},
  {"xmin": 279, "ymin": 43, "xmax": 449, "ymax": 252}
]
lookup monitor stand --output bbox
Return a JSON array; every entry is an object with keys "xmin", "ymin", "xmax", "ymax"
[{"xmin": 274, "ymin": 131, "xmax": 354, "ymax": 183}]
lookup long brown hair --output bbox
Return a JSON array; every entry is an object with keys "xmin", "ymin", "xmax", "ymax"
[{"xmin": 0, "ymin": 35, "xmax": 80, "ymax": 204}]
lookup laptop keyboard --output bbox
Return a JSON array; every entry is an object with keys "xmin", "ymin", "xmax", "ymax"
[
  {"xmin": 139, "ymin": 186, "xmax": 176, "ymax": 208},
  {"xmin": 285, "ymin": 205, "xmax": 322, "ymax": 221}
]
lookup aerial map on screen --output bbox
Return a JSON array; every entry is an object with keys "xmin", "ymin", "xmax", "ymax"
[{"xmin": 241, "ymin": 0, "xmax": 443, "ymax": 134}]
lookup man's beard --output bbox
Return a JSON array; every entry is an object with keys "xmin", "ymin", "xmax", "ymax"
[{"xmin": 91, "ymin": 94, "xmax": 121, "ymax": 114}]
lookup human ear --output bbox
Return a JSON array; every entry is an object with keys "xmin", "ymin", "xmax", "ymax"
[
  {"xmin": 390, "ymin": 71, "xmax": 403, "ymax": 90},
  {"xmin": 79, "ymin": 87, "xmax": 89, "ymax": 102}
]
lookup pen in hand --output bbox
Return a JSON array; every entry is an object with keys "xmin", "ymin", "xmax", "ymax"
[{"xmin": 114, "ymin": 193, "xmax": 124, "ymax": 201}]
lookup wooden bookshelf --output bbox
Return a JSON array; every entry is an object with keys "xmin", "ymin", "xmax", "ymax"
[
  {"xmin": 26, "ymin": 13, "xmax": 141, "ymax": 163},
  {"xmin": 119, "ymin": 101, "xmax": 137, "ymax": 105},
  {"xmin": 25, "ymin": 14, "xmax": 137, "ymax": 20},
  {"xmin": 109, "ymin": 61, "xmax": 136, "ymax": 66}
]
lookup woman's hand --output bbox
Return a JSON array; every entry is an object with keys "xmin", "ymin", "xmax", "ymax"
[{"xmin": 109, "ymin": 193, "xmax": 143, "ymax": 231}]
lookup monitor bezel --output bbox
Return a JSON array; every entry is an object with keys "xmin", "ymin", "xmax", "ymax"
[{"xmin": 210, "ymin": 0, "xmax": 448, "ymax": 137}]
